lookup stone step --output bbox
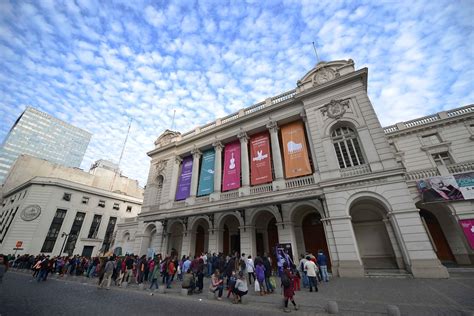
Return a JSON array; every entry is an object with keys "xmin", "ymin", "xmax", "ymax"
[{"xmin": 365, "ymin": 270, "xmax": 412, "ymax": 279}]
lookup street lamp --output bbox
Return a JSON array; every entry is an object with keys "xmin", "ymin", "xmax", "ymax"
[{"xmin": 58, "ymin": 232, "xmax": 69, "ymax": 257}]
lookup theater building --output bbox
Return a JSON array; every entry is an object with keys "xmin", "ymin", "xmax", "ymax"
[{"xmin": 113, "ymin": 60, "xmax": 474, "ymax": 278}]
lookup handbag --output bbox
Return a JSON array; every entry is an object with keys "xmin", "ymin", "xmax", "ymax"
[
  {"xmin": 269, "ymin": 276, "xmax": 277, "ymax": 289},
  {"xmin": 254, "ymin": 280, "xmax": 260, "ymax": 292}
]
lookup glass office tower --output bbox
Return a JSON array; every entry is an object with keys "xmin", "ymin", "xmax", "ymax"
[{"xmin": 0, "ymin": 107, "xmax": 92, "ymax": 184}]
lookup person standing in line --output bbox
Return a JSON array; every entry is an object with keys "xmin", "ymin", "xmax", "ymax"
[
  {"xmin": 317, "ymin": 250, "xmax": 329, "ymax": 282},
  {"xmin": 281, "ymin": 262, "xmax": 298, "ymax": 312},
  {"xmin": 299, "ymin": 254, "xmax": 308, "ymax": 288},
  {"xmin": 304, "ymin": 256, "xmax": 318, "ymax": 292},
  {"xmin": 0, "ymin": 254, "xmax": 8, "ymax": 284},
  {"xmin": 255, "ymin": 259, "xmax": 266, "ymax": 295},
  {"xmin": 98, "ymin": 257, "xmax": 115, "ymax": 290},
  {"xmin": 149, "ymin": 258, "xmax": 160, "ymax": 293},
  {"xmin": 246, "ymin": 255, "xmax": 255, "ymax": 285}
]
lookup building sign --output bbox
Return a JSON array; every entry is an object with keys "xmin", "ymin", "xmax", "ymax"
[
  {"xmin": 417, "ymin": 172, "xmax": 474, "ymax": 203},
  {"xmin": 250, "ymin": 132, "xmax": 272, "ymax": 185},
  {"xmin": 222, "ymin": 141, "xmax": 241, "ymax": 191},
  {"xmin": 197, "ymin": 149, "xmax": 215, "ymax": 196},
  {"xmin": 459, "ymin": 219, "xmax": 474, "ymax": 249},
  {"xmin": 20, "ymin": 204, "xmax": 41, "ymax": 221},
  {"xmin": 175, "ymin": 156, "xmax": 193, "ymax": 201},
  {"xmin": 281, "ymin": 121, "xmax": 312, "ymax": 178}
]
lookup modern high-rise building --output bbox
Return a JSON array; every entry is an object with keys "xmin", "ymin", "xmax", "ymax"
[{"xmin": 0, "ymin": 107, "xmax": 92, "ymax": 184}]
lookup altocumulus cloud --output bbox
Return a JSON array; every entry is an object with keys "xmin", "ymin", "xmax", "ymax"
[{"xmin": 0, "ymin": 0, "xmax": 473, "ymax": 186}]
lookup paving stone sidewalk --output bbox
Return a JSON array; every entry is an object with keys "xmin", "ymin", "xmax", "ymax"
[{"xmin": 10, "ymin": 268, "xmax": 474, "ymax": 315}]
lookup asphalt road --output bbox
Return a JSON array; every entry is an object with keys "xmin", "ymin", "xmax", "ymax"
[{"xmin": 0, "ymin": 272, "xmax": 281, "ymax": 316}]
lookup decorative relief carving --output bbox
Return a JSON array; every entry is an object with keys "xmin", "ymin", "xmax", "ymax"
[
  {"xmin": 313, "ymin": 67, "xmax": 335, "ymax": 85},
  {"xmin": 191, "ymin": 146, "xmax": 202, "ymax": 158},
  {"xmin": 266, "ymin": 120, "xmax": 279, "ymax": 133},
  {"xmin": 155, "ymin": 160, "xmax": 168, "ymax": 173},
  {"xmin": 212, "ymin": 140, "xmax": 224, "ymax": 151},
  {"xmin": 20, "ymin": 204, "xmax": 41, "ymax": 221},
  {"xmin": 238, "ymin": 131, "xmax": 249, "ymax": 142},
  {"xmin": 321, "ymin": 99, "xmax": 350, "ymax": 120},
  {"xmin": 175, "ymin": 156, "xmax": 183, "ymax": 164}
]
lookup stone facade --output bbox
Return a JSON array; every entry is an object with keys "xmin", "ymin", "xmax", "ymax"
[
  {"xmin": 0, "ymin": 155, "xmax": 143, "ymax": 257},
  {"xmin": 113, "ymin": 60, "xmax": 474, "ymax": 278}
]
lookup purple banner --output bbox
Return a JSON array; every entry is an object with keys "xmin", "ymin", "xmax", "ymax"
[{"xmin": 175, "ymin": 156, "xmax": 193, "ymax": 201}]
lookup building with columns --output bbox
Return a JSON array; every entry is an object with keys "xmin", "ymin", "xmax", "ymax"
[{"xmin": 113, "ymin": 59, "xmax": 474, "ymax": 278}]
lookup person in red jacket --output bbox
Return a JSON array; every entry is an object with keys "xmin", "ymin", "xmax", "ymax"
[{"xmin": 282, "ymin": 262, "xmax": 299, "ymax": 312}]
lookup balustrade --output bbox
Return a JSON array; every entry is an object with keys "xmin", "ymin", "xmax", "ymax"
[
  {"xmin": 285, "ymin": 175, "xmax": 315, "ymax": 189},
  {"xmin": 340, "ymin": 164, "xmax": 371, "ymax": 178}
]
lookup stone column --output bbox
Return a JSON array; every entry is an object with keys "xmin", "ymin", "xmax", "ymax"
[
  {"xmin": 266, "ymin": 121, "xmax": 285, "ymax": 190},
  {"xmin": 238, "ymin": 131, "xmax": 250, "ymax": 196},
  {"xmin": 168, "ymin": 156, "xmax": 182, "ymax": 206},
  {"xmin": 190, "ymin": 147, "xmax": 202, "ymax": 198},
  {"xmin": 210, "ymin": 141, "xmax": 223, "ymax": 201},
  {"xmin": 240, "ymin": 225, "xmax": 256, "ymax": 258}
]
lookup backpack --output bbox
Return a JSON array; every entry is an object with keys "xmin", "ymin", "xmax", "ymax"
[{"xmin": 281, "ymin": 272, "xmax": 291, "ymax": 288}]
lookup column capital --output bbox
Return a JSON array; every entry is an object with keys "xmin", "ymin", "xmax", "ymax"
[
  {"xmin": 212, "ymin": 140, "xmax": 224, "ymax": 150},
  {"xmin": 266, "ymin": 120, "xmax": 279, "ymax": 133},
  {"xmin": 191, "ymin": 146, "xmax": 202, "ymax": 158},
  {"xmin": 175, "ymin": 156, "xmax": 183, "ymax": 164},
  {"xmin": 238, "ymin": 131, "xmax": 249, "ymax": 142}
]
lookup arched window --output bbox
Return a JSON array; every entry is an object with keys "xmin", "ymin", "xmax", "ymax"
[{"xmin": 331, "ymin": 126, "xmax": 365, "ymax": 168}]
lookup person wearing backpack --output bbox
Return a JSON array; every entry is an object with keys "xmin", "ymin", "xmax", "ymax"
[
  {"xmin": 281, "ymin": 262, "xmax": 298, "ymax": 312},
  {"xmin": 304, "ymin": 256, "xmax": 318, "ymax": 292}
]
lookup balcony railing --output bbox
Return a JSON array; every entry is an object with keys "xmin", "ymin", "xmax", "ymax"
[
  {"xmin": 250, "ymin": 183, "xmax": 273, "ymax": 195},
  {"xmin": 405, "ymin": 167, "xmax": 440, "ymax": 181},
  {"xmin": 340, "ymin": 164, "xmax": 371, "ymax": 178},
  {"xmin": 221, "ymin": 190, "xmax": 239, "ymax": 200},
  {"xmin": 285, "ymin": 175, "xmax": 315, "ymax": 189},
  {"xmin": 195, "ymin": 196, "xmax": 210, "ymax": 204},
  {"xmin": 447, "ymin": 161, "xmax": 474, "ymax": 174}
]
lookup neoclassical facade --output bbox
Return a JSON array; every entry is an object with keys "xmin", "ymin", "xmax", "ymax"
[{"xmin": 114, "ymin": 60, "xmax": 474, "ymax": 278}]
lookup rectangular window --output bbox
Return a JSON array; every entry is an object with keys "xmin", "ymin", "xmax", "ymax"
[
  {"xmin": 432, "ymin": 152, "xmax": 453, "ymax": 166},
  {"xmin": 64, "ymin": 212, "xmax": 86, "ymax": 255},
  {"xmin": 421, "ymin": 134, "xmax": 441, "ymax": 146},
  {"xmin": 82, "ymin": 197, "xmax": 89, "ymax": 204},
  {"xmin": 126, "ymin": 206, "xmax": 132, "ymax": 213},
  {"xmin": 63, "ymin": 193, "xmax": 71, "ymax": 201},
  {"xmin": 88, "ymin": 214, "xmax": 102, "ymax": 239},
  {"xmin": 101, "ymin": 217, "xmax": 117, "ymax": 252},
  {"xmin": 113, "ymin": 203, "xmax": 120, "ymax": 210},
  {"xmin": 41, "ymin": 209, "xmax": 67, "ymax": 253},
  {"xmin": 98, "ymin": 200, "xmax": 105, "ymax": 208}
]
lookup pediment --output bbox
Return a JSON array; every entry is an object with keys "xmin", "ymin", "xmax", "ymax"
[
  {"xmin": 154, "ymin": 129, "xmax": 181, "ymax": 147},
  {"xmin": 297, "ymin": 59, "xmax": 355, "ymax": 89}
]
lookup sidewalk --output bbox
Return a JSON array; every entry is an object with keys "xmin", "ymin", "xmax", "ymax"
[{"xmin": 11, "ymin": 268, "xmax": 474, "ymax": 315}]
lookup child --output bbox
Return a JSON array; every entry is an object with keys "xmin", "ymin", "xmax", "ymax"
[
  {"xmin": 293, "ymin": 270, "xmax": 301, "ymax": 291},
  {"xmin": 227, "ymin": 270, "xmax": 237, "ymax": 298}
]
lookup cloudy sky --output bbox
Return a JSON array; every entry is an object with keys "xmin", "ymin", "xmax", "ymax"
[{"xmin": 0, "ymin": 0, "xmax": 473, "ymax": 186}]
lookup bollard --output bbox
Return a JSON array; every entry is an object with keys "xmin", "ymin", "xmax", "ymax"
[
  {"xmin": 181, "ymin": 288, "xmax": 189, "ymax": 296},
  {"xmin": 158, "ymin": 287, "xmax": 166, "ymax": 294},
  {"xmin": 387, "ymin": 305, "xmax": 401, "ymax": 316},
  {"xmin": 327, "ymin": 301, "xmax": 339, "ymax": 314},
  {"xmin": 121, "ymin": 281, "xmax": 128, "ymax": 288}
]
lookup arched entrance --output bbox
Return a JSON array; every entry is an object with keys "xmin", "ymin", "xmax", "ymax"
[
  {"xmin": 350, "ymin": 199, "xmax": 401, "ymax": 270},
  {"xmin": 253, "ymin": 211, "xmax": 279, "ymax": 267},
  {"xmin": 167, "ymin": 221, "xmax": 184, "ymax": 257},
  {"xmin": 219, "ymin": 214, "xmax": 241, "ymax": 256},
  {"xmin": 302, "ymin": 213, "xmax": 331, "ymax": 270},
  {"xmin": 190, "ymin": 218, "xmax": 210, "ymax": 257},
  {"xmin": 420, "ymin": 209, "xmax": 455, "ymax": 263}
]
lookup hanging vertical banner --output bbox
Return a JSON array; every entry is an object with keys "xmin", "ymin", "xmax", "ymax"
[
  {"xmin": 459, "ymin": 219, "xmax": 474, "ymax": 249},
  {"xmin": 281, "ymin": 121, "xmax": 312, "ymax": 178},
  {"xmin": 197, "ymin": 149, "xmax": 215, "ymax": 196},
  {"xmin": 175, "ymin": 156, "xmax": 193, "ymax": 201},
  {"xmin": 222, "ymin": 140, "xmax": 241, "ymax": 191},
  {"xmin": 250, "ymin": 132, "xmax": 273, "ymax": 185}
]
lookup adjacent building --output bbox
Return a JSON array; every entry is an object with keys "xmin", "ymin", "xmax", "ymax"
[
  {"xmin": 0, "ymin": 107, "xmax": 91, "ymax": 184},
  {"xmin": 0, "ymin": 155, "xmax": 143, "ymax": 257},
  {"xmin": 112, "ymin": 59, "xmax": 473, "ymax": 278}
]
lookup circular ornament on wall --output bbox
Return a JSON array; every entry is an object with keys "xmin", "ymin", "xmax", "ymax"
[
  {"xmin": 313, "ymin": 68, "xmax": 335, "ymax": 85},
  {"xmin": 20, "ymin": 204, "xmax": 41, "ymax": 221}
]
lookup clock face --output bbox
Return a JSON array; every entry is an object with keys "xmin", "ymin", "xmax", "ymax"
[{"xmin": 20, "ymin": 205, "xmax": 42, "ymax": 221}]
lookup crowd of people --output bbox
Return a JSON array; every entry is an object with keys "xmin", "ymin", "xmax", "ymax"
[{"xmin": 0, "ymin": 249, "xmax": 329, "ymax": 313}]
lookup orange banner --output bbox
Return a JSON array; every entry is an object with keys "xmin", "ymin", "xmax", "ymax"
[
  {"xmin": 281, "ymin": 121, "xmax": 312, "ymax": 178},
  {"xmin": 250, "ymin": 132, "xmax": 272, "ymax": 185}
]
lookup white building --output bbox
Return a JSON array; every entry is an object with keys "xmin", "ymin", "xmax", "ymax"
[
  {"xmin": 113, "ymin": 60, "xmax": 473, "ymax": 278},
  {"xmin": 0, "ymin": 155, "xmax": 143, "ymax": 257}
]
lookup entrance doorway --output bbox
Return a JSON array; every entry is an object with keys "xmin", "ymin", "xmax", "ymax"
[
  {"xmin": 220, "ymin": 215, "xmax": 241, "ymax": 256},
  {"xmin": 82, "ymin": 246, "xmax": 94, "ymax": 258},
  {"xmin": 302, "ymin": 213, "xmax": 331, "ymax": 270},
  {"xmin": 195, "ymin": 225, "xmax": 205, "ymax": 256},
  {"xmin": 420, "ymin": 210, "xmax": 455, "ymax": 263}
]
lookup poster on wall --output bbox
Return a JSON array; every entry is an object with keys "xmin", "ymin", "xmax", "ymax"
[
  {"xmin": 250, "ymin": 132, "xmax": 273, "ymax": 185},
  {"xmin": 222, "ymin": 141, "xmax": 241, "ymax": 191},
  {"xmin": 275, "ymin": 243, "xmax": 295, "ymax": 273},
  {"xmin": 197, "ymin": 149, "xmax": 215, "ymax": 196},
  {"xmin": 417, "ymin": 173, "xmax": 472, "ymax": 203},
  {"xmin": 175, "ymin": 156, "xmax": 193, "ymax": 200},
  {"xmin": 453, "ymin": 172, "xmax": 474, "ymax": 200},
  {"xmin": 459, "ymin": 219, "xmax": 474, "ymax": 249},
  {"xmin": 281, "ymin": 121, "xmax": 312, "ymax": 178}
]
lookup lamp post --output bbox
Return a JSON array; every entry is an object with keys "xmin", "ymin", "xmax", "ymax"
[{"xmin": 59, "ymin": 232, "xmax": 69, "ymax": 257}]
